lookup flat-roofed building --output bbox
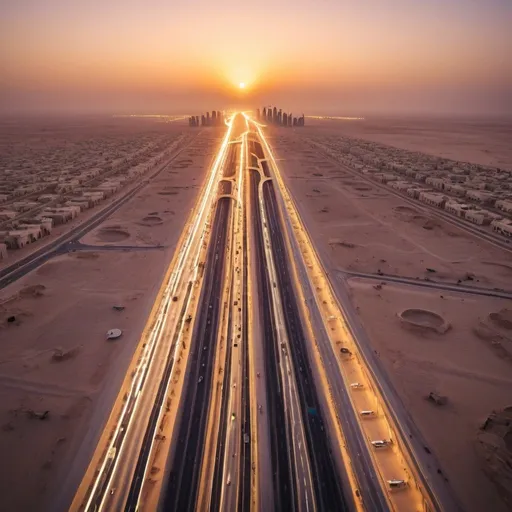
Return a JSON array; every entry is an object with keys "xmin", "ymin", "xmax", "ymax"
[
  {"xmin": 0, "ymin": 230, "xmax": 31, "ymax": 249},
  {"xmin": 444, "ymin": 200, "xmax": 472, "ymax": 218},
  {"xmin": 466, "ymin": 190, "xmax": 496, "ymax": 205},
  {"xmin": 0, "ymin": 210, "xmax": 17, "ymax": 221},
  {"xmin": 419, "ymin": 191, "xmax": 447, "ymax": 208},
  {"xmin": 496, "ymin": 200, "xmax": 512, "ymax": 214},
  {"xmin": 444, "ymin": 183, "xmax": 466, "ymax": 197},
  {"xmin": 491, "ymin": 218, "xmax": 512, "ymax": 238},
  {"xmin": 390, "ymin": 180, "xmax": 412, "ymax": 192},
  {"xmin": 465, "ymin": 210, "xmax": 502, "ymax": 226}
]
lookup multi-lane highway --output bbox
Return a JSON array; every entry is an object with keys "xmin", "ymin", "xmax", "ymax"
[{"xmin": 68, "ymin": 112, "xmax": 458, "ymax": 512}]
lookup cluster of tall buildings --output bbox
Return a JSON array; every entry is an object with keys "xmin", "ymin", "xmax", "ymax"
[
  {"xmin": 188, "ymin": 111, "xmax": 225, "ymax": 127},
  {"xmin": 256, "ymin": 107, "xmax": 305, "ymax": 127}
]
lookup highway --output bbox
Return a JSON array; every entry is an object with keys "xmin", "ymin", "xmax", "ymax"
[
  {"xmin": 255, "ymin": 118, "xmax": 460, "ymax": 511},
  {"xmin": 68, "ymin": 112, "xmax": 464, "ymax": 512},
  {"xmin": 69, "ymin": 119, "xmax": 234, "ymax": 511}
]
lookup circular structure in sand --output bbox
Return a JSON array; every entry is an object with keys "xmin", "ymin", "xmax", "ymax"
[
  {"xmin": 19, "ymin": 284, "xmax": 46, "ymax": 298},
  {"xmin": 489, "ymin": 309, "xmax": 512, "ymax": 330},
  {"xmin": 96, "ymin": 228, "xmax": 130, "ymax": 242},
  {"xmin": 394, "ymin": 205, "xmax": 420, "ymax": 215},
  {"xmin": 140, "ymin": 216, "xmax": 163, "ymax": 226},
  {"xmin": 399, "ymin": 308, "xmax": 450, "ymax": 334}
]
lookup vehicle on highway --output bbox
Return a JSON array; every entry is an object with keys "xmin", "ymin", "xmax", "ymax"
[
  {"xmin": 231, "ymin": 413, "xmax": 236, "ymax": 421},
  {"xmin": 350, "ymin": 382, "xmax": 364, "ymax": 389},
  {"xmin": 388, "ymin": 479, "xmax": 408, "ymax": 491},
  {"xmin": 360, "ymin": 410, "xmax": 376, "ymax": 418},
  {"xmin": 371, "ymin": 439, "xmax": 392, "ymax": 449}
]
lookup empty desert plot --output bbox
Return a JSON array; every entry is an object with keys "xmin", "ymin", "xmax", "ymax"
[
  {"xmin": 303, "ymin": 117, "xmax": 512, "ymax": 170},
  {"xmin": 81, "ymin": 132, "xmax": 217, "ymax": 247},
  {"xmin": 275, "ymin": 145, "xmax": 512, "ymax": 290},
  {"xmin": 0, "ymin": 251, "xmax": 166, "ymax": 510},
  {"xmin": 272, "ymin": 125, "xmax": 512, "ymax": 511},
  {"xmin": 347, "ymin": 280, "xmax": 512, "ymax": 512},
  {"xmin": 0, "ymin": 126, "xmax": 218, "ymax": 510}
]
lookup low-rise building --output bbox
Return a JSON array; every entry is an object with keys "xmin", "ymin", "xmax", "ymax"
[
  {"xmin": 444, "ymin": 200, "xmax": 473, "ymax": 218},
  {"xmin": 65, "ymin": 199, "xmax": 91, "ymax": 211},
  {"xmin": 465, "ymin": 209, "xmax": 502, "ymax": 226},
  {"xmin": 37, "ymin": 194, "xmax": 58, "ymax": 203},
  {"xmin": 419, "ymin": 191, "xmax": 447, "ymax": 208},
  {"xmin": 0, "ymin": 230, "xmax": 31, "ymax": 249},
  {"xmin": 496, "ymin": 200, "xmax": 512, "ymax": 214},
  {"xmin": 11, "ymin": 201, "xmax": 38, "ymax": 212},
  {"xmin": 0, "ymin": 210, "xmax": 17, "ymax": 221},
  {"xmin": 491, "ymin": 218, "xmax": 512, "ymax": 238},
  {"xmin": 444, "ymin": 183, "xmax": 466, "ymax": 197},
  {"xmin": 425, "ymin": 177, "xmax": 446, "ymax": 190},
  {"xmin": 466, "ymin": 190, "xmax": 496, "ymax": 205},
  {"xmin": 390, "ymin": 180, "xmax": 412, "ymax": 192}
]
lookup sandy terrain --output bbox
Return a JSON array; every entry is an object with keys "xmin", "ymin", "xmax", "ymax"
[
  {"xmin": 272, "ymin": 124, "xmax": 512, "ymax": 511},
  {"xmin": 81, "ymin": 135, "xmax": 216, "ymax": 248},
  {"xmin": 346, "ymin": 280, "xmax": 512, "ymax": 512},
  {"xmin": 0, "ymin": 127, "xmax": 220, "ymax": 510},
  {"xmin": 0, "ymin": 116, "xmax": 191, "ymax": 264},
  {"xmin": 304, "ymin": 117, "xmax": 512, "ymax": 170},
  {"xmin": 274, "ymin": 134, "xmax": 512, "ymax": 290}
]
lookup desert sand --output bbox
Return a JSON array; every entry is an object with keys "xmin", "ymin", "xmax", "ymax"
[
  {"xmin": 0, "ymin": 125, "xmax": 220, "ymax": 510},
  {"xmin": 272, "ymin": 119, "xmax": 512, "ymax": 511},
  {"xmin": 304, "ymin": 117, "xmax": 512, "ymax": 170}
]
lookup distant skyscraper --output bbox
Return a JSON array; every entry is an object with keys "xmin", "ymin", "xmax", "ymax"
[
  {"xmin": 278, "ymin": 109, "xmax": 282, "ymax": 125},
  {"xmin": 206, "ymin": 112, "xmax": 210, "ymax": 126},
  {"xmin": 293, "ymin": 117, "xmax": 297, "ymax": 127},
  {"xmin": 212, "ymin": 111, "xmax": 217, "ymax": 124},
  {"xmin": 201, "ymin": 114, "xmax": 206, "ymax": 126},
  {"xmin": 283, "ymin": 112, "xmax": 288, "ymax": 126},
  {"xmin": 263, "ymin": 107, "xmax": 267, "ymax": 120},
  {"xmin": 268, "ymin": 108, "xmax": 273, "ymax": 123},
  {"xmin": 196, "ymin": 115, "xmax": 200, "ymax": 126},
  {"xmin": 273, "ymin": 107, "xmax": 277, "ymax": 123}
]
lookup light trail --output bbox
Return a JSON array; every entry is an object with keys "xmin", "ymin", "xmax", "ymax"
[
  {"xmin": 252, "ymin": 116, "xmax": 437, "ymax": 512},
  {"xmin": 255, "ymin": 160, "xmax": 317, "ymax": 511},
  {"xmin": 73, "ymin": 117, "xmax": 235, "ymax": 512}
]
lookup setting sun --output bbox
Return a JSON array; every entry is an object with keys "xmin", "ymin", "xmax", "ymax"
[{"xmin": 239, "ymin": 82, "xmax": 245, "ymax": 89}]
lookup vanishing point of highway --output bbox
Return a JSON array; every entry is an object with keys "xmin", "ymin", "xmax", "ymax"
[{"xmin": 69, "ymin": 113, "xmax": 457, "ymax": 512}]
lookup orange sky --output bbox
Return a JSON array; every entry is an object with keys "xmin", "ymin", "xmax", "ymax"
[{"xmin": 1, "ymin": 0, "xmax": 511, "ymax": 115}]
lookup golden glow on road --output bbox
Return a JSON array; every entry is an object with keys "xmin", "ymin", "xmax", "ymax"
[
  {"xmin": 250, "ymin": 115, "xmax": 430, "ymax": 512},
  {"xmin": 73, "ymin": 117, "xmax": 236, "ymax": 512}
]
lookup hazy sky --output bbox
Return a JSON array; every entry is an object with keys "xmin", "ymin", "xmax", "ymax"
[{"xmin": 1, "ymin": 0, "xmax": 511, "ymax": 115}]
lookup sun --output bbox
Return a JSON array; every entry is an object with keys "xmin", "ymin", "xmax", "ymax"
[{"xmin": 239, "ymin": 82, "xmax": 246, "ymax": 89}]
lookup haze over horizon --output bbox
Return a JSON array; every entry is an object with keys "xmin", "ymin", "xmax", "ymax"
[{"xmin": 2, "ymin": 0, "xmax": 511, "ymax": 117}]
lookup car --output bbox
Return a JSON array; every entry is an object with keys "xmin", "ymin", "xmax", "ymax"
[
  {"xmin": 350, "ymin": 382, "xmax": 364, "ymax": 389},
  {"xmin": 231, "ymin": 413, "xmax": 236, "ymax": 421},
  {"xmin": 360, "ymin": 410, "xmax": 375, "ymax": 418},
  {"xmin": 371, "ymin": 439, "xmax": 392, "ymax": 449},
  {"xmin": 388, "ymin": 479, "xmax": 407, "ymax": 490}
]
